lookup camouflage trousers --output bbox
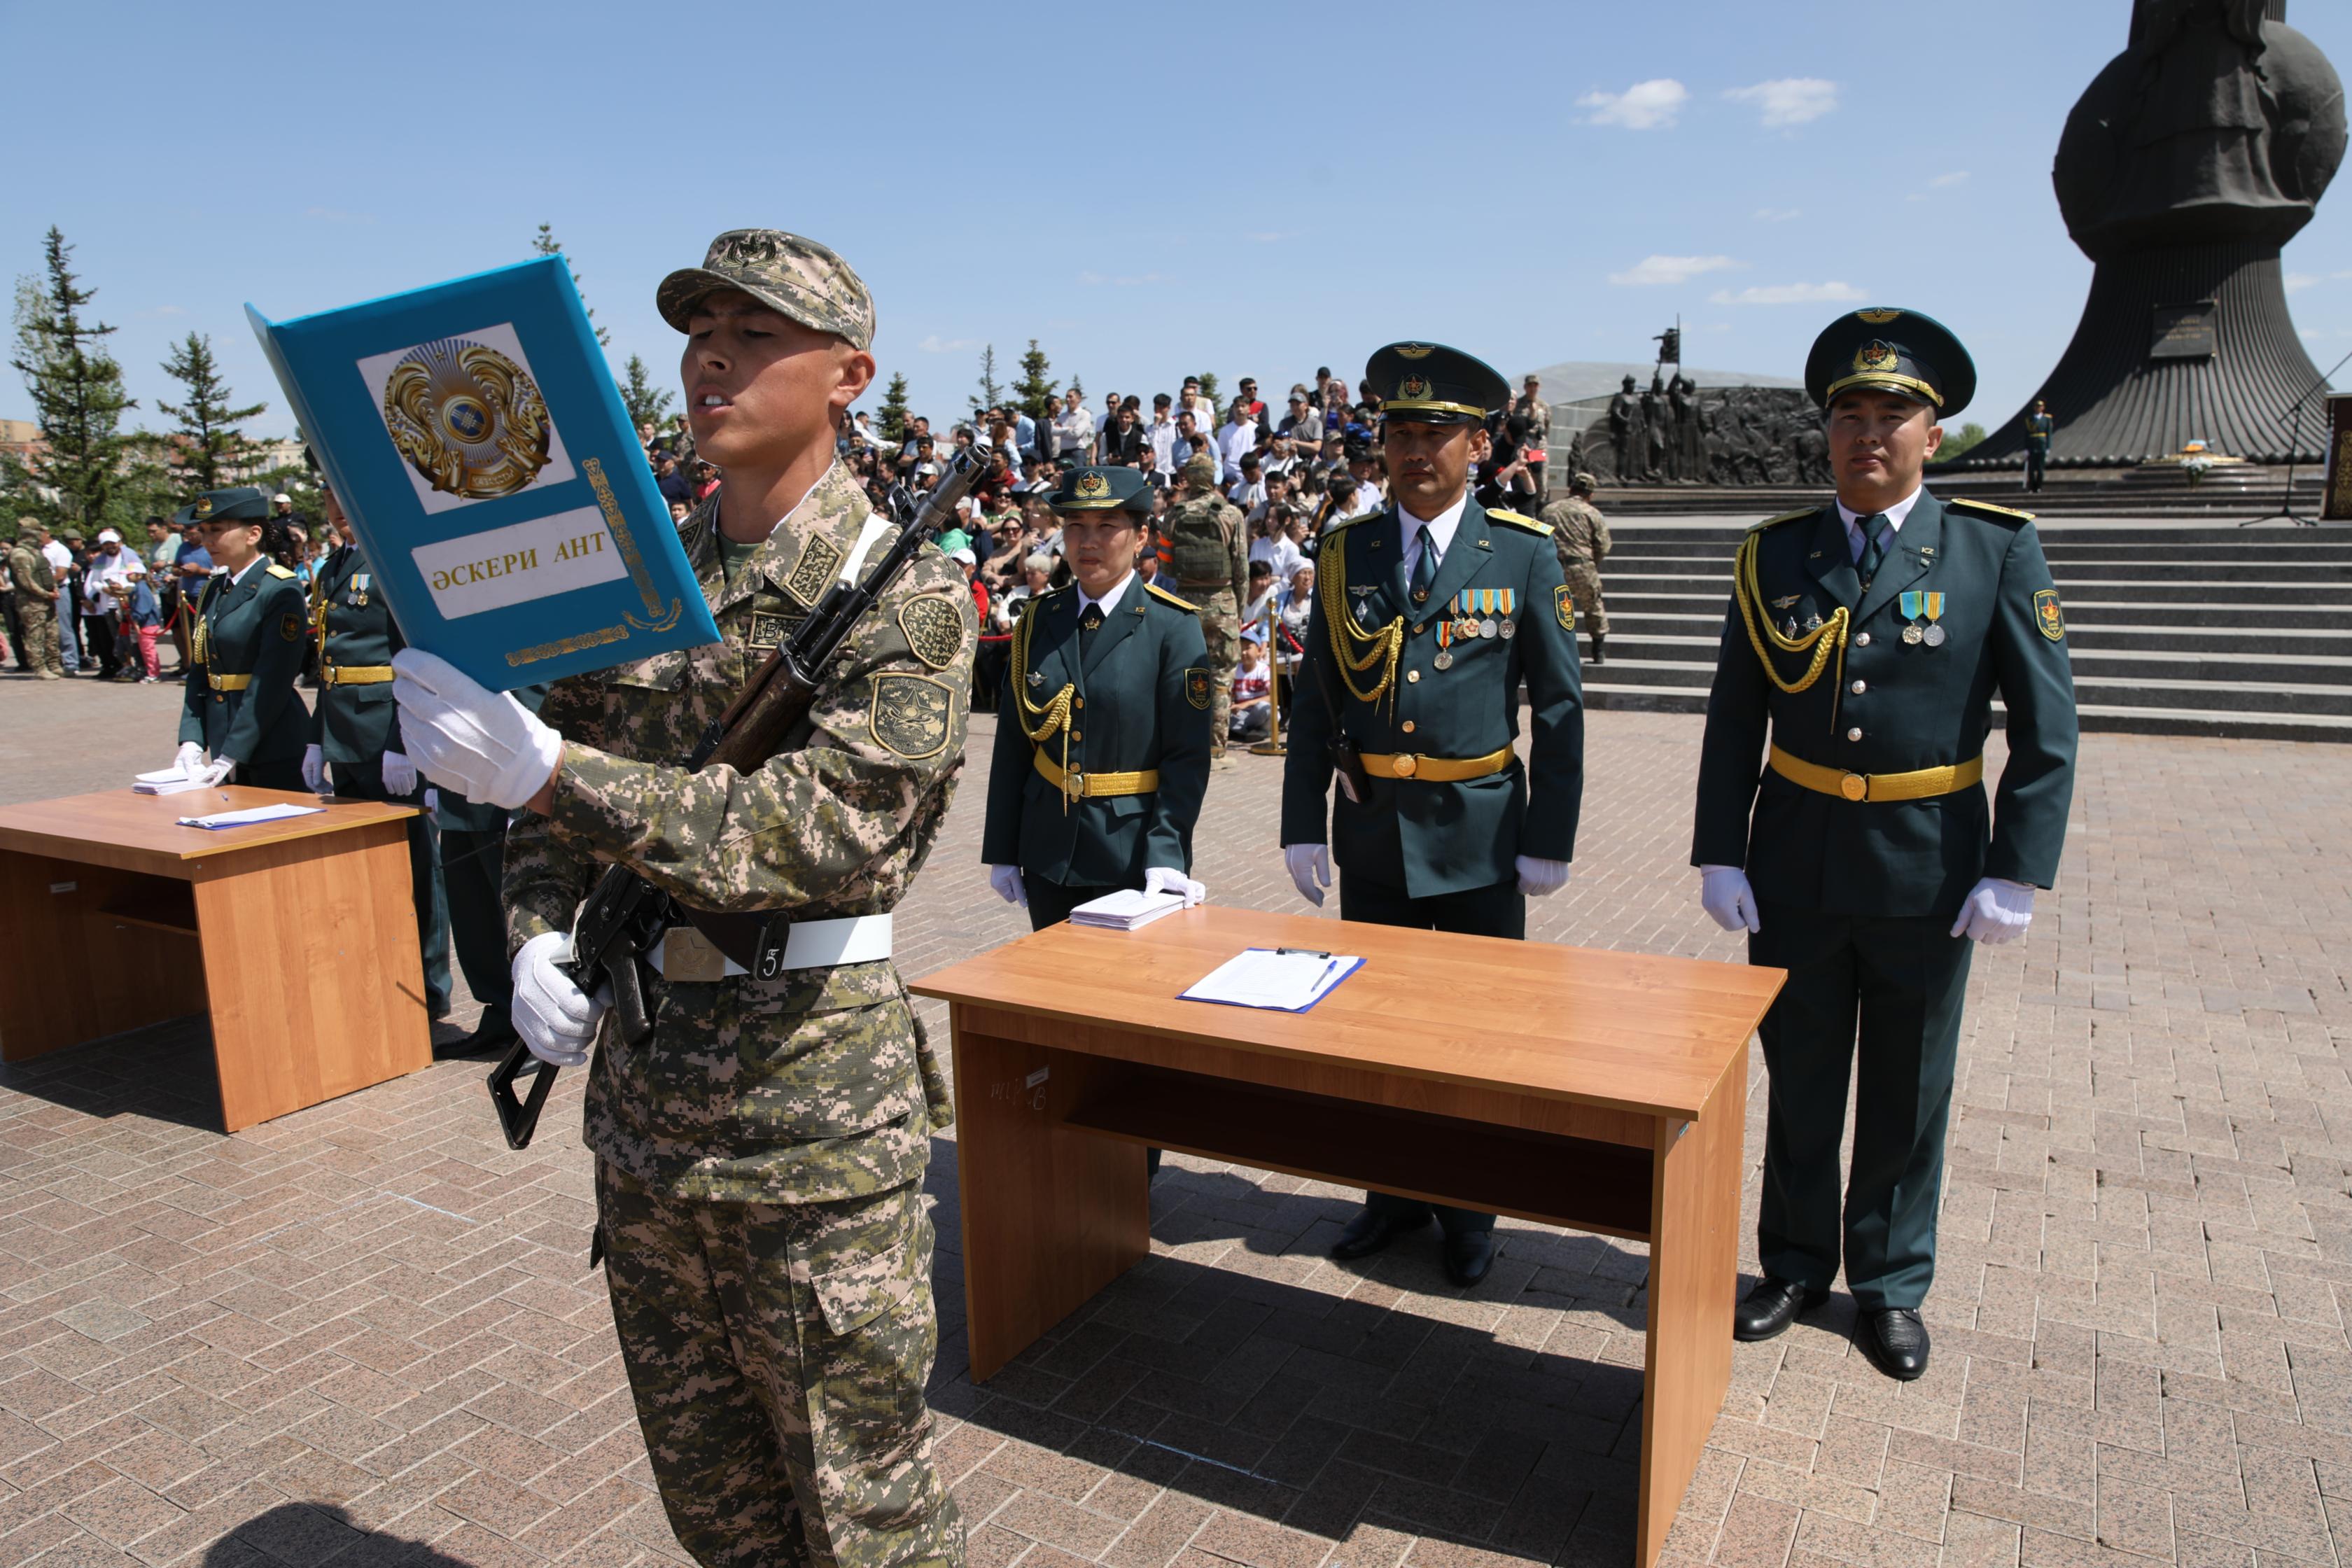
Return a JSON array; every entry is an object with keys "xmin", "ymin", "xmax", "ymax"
[
  {"xmin": 15, "ymin": 596, "xmax": 59, "ymax": 674},
  {"xmin": 1562, "ymin": 564, "xmax": 1608, "ymax": 638},
  {"xmin": 596, "ymin": 1160, "xmax": 964, "ymax": 1568},
  {"xmin": 1184, "ymin": 587, "xmax": 1240, "ymax": 754}
]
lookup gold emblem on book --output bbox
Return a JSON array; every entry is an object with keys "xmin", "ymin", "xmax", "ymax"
[{"xmin": 383, "ymin": 337, "xmax": 554, "ymax": 500}]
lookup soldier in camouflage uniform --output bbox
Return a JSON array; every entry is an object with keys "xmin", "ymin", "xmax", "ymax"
[
  {"xmin": 7, "ymin": 526, "xmax": 61, "ymax": 678},
  {"xmin": 1540, "ymin": 472, "xmax": 1612, "ymax": 664},
  {"xmin": 1161, "ymin": 454, "xmax": 1250, "ymax": 760},
  {"xmin": 393, "ymin": 230, "xmax": 970, "ymax": 1568}
]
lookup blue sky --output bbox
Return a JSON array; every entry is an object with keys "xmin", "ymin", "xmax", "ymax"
[{"xmin": 6, "ymin": 0, "xmax": 2349, "ymax": 442}]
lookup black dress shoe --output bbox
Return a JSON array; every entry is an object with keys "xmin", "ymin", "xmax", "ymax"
[
  {"xmin": 1330, "ymin": 1206, "xmax": 1430, "ymax": 1260},
  {"xmin": 1443, "ymin": 1231, "xmax": 1495, "ymax": 1287},
  {"xmin": 436, "ymin": 1004, "xmax": 519, "ymax": 1060},
  {"xmin": 1856, "ymin": 1308, "xmax": 1930, "ymax": 1381},
  {"xmin": 1732, "ymin": 1276, "xmax": 1828, "ymax": 1341}
]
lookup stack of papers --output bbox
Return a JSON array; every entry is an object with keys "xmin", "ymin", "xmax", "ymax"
[
  {"xmin": 1070, "ymin": 888, "xmax": 1188, "ymax": 931},
  {"xmin": 132, "ymin": 766, "xmax": 210, "ymax": 796},
  {"xmin": 1180, "ymin": 948, "xmax": 1364, "ymax": 1012},
  {"xmin": 175, "ymin": 804, "xmax": 326, "ymax": 830}
]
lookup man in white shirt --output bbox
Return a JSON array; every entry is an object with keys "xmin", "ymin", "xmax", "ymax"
[
  {"xmin": 1054, "ymin": 388, "xmax": 1096, "ymax": 466},
  {"xmin": 1147, "ymin": 395, "xmax": 1180, "ymax": 484},
  {"xmin": 1216, "ymin": 401, "xmax": 1256, "ymax": 483},
  {"xmin": 1178, "ymin": 376, "xmax": 1217, "ymax": 434},
  {"xmin": 40, "ymin": 531, "xmax": 80, "ymax": 673}
]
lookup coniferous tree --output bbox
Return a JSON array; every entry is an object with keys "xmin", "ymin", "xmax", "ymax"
[
  {"xmin": 877, "ymin": 372, "xmax": 913, "ymax": 444},
  {"xmin": 8, "ymin": 227, "xmax": 135, "ymax": 532},
  {"xmin": 533, "ymin": 223, "xmax": 610, "ymax": 348},
  {"xmin": 969, "ymin": 344, "xmax": 1003, "ymax": 418},
  {"xmin": 158, "ymin": 332, "xmax": 267, "ymax": 495},
  {"xmin": 620, "ymin": 354, "xmax": 674, "ymax": 430},
  {"xmin": 1012, "ymin": 339, "xmax": 1057, "ymax": 423},
  {"xmin": 1196, "ymin": 372, "xmax": 1222, "ymax": 414}
]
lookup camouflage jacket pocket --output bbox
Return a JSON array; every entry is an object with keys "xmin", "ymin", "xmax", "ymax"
[{"xmin": 811, "ymin": 1222, "xmax": 917, "ymax": 1335}]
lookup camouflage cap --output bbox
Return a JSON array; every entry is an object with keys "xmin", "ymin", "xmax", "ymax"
[
  {"xmin": 1180, "ymin": 454, "xmax": 1219, "ymax": 489},
  {"xmin": 657, "ymin": 229, "xmax": 874, "ymax": 350},
  {"xmin": 1571, "ymin": 471, "xmax": 1598, "ymax": 490}
]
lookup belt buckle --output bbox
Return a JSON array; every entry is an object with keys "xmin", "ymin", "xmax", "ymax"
[
  {"xmin": 1392, "ymin": 754, "xmax": 1419, "ymax": 779},
  {"xmin": 1839, "ymin": 772, "xmax": 1868, "ymax": 802},
  {"xmin": 1064, "ymin": 769, "xmax": 1086, "ymax": 800}
]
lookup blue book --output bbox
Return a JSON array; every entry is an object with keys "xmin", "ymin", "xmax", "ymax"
[{"xmin": 246, "ymin": 257, "xmax": 718, "ymax": 691}]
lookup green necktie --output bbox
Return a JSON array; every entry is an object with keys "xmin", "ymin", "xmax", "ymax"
[
  {"xmin": 1408, "ymin": 528, "xmax": 1438, "ymax": 602},
  {"xmin": 1856, "ymin": 514, "xmax": 1889, "ymax": 585}
]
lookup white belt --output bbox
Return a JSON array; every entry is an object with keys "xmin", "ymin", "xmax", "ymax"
[{"xmin": 646, "ymin": 913, "xmax": 892, "ymax": 979}]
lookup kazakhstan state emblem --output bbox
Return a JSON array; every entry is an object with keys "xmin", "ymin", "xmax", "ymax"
[
  {"xmin": 1854, "ymin": 340, "xmax": 1900, "ymax": 374},
  {"xmin": 1398, "ymin": 374, "xmax": 1431, "ymax": 401},
  {"xmin": 1075, "ymin": 472, "xmax": 1110, "ymax": 499},
  {"xmin": 382, "ymin": 337, "xmax": 555, "ymax": 500}
]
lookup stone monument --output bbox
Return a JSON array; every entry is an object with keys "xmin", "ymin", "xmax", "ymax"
[{"xmin": 1954, "ymin": 0, "xmax": 2346, "ymax": 472}]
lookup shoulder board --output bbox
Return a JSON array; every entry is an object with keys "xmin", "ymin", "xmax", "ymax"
[
  {"xmin": 1143, "ymin": 580, "xmax": 1198, "ymax": 615},
  {"xmin": 265, "ymin": 564, "xmax": 297, "ymax": 579},
  {"xmin": 1948, "ymin": 498, "xmax": 2036, "ymax": 524},
  {"xmin": 1485, "ymin": 507, "xmax": 1552, "ymax": 537},
  {"xmin": 1748, "ymin": 507, "xmax": 1818, "ymax": 533},
  {"xmin": 1324, "ymin": 507, "xmax": 1380, "ymax": 533}
]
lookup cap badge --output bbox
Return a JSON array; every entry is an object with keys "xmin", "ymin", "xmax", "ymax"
[
  {"xmin": 1855, "ymin": 309, "xmax": 1903, "ymax": 325},
  {"xmin": 1394, "ymin": 344, "xmax": 1434, "ymax": 360},
  {"xmin": 1398, "ymin": 374, "xmax": 1431, "ymax": 401},
  {"xmin": 1075, "ymin": 472, "xmax": 1110, "ymax": 499},
  {"xmin": 1854, "ymin": 341, "xmax": 1900, "ymax": 374},
  {"xmin": 193, "ymin": 496, "xmax": 214, "ymax": 519}
]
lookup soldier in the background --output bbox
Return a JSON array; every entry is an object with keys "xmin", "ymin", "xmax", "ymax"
[
  {"xmin": 172, "ymin": 488, "xmax": 309, "ymax": 790},
  {"xmin": 2024, "ymin": 400, "xmax": 2056, "ymax": 493},
  {"xmin": 1163, "ymin": 454, "xmax": 1251, "ymax": 766},
  {"xmin": 8, "ymin": 524, "xmax": 60, "ymax": 678},
  {"xmin": 1541, "ymin": 472, "xmax": 1613, "ymax": 664},
  {"xmin": 1515, "ymin": 375, "xmax": 1551, "ymax": 509}
]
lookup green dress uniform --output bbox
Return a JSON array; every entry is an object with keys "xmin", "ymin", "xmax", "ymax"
[
  {"xmin": 2024, "ymin": 407, "xmax": 2056, "ymax": 493},
  {"xmin": 1692, "ymin": 309, "xmax": 2078, "ymax": 1321},
  {"xmin": 1282, "ymin": 344, "xmax": 1586, "ymax": 1256},
  {"xmin": 983, "ymin": 466, "xmax": 1214, "ymax": 931},
  {"xmin": 309, "ymin": 538, "xmax": 451, "ymax": 1020},
  {"xmin": 174, "ymin": 489, "xmax": 310, "ymax": 793}
]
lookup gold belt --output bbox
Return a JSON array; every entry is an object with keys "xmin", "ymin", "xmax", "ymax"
[
  {"xmin": 1769, "ymin": 745, "xmax": 1984, "ymax": 803},
  {"xmin": 1033, "ymin": 750, "xmax": 1158, "ymax": 800},
  {"xmin": 206, "ymin": 672, "xmax": 253, "ymax": 692},
  {"xmin": 323, "ymin": 664, "xmax": 395, "ymax": 686},
  {"xmin": 1357, "ymin": 744, "xmax": 1514, "ymax": 782}
]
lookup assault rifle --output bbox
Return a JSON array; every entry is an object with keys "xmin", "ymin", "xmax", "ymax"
[{"xmin": 487, "ymin": 449, "xmax": 983, "ymax": 1149}]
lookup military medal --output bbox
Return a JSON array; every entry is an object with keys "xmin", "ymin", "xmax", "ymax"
[
  {"xmin": 1434, "ymin": 613, "xmax": 1455, "ymax": 670},
  {"xmin": 1499, "ymin": 618, "xmax": 1516, "ymax": 640},
  {"xmin": 350, "ymin": 573, "xmax": 370, "ymax": 609},
  {"xmin": 1921, "ymin": 592, "xmax": 1947, "ymax": 646},
  {"xmin": 1434, "ymin": 649, "xmax": 1453, "ymax": 670},
  {"xmin": 1900, "ymin": 589, "xmax": 1925, "ymax": 645},
  {"xmin": 1478, "ymin": 618, "xmax": 1497, "ymax": 638}
]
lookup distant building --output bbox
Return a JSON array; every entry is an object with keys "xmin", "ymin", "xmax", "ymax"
[{"xmin": 0, "ymin": 419, "xmax": 41, "ymax": 466}]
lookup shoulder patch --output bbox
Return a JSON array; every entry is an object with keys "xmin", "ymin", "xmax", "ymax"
[
  {"xmin": 780, "ymin": 532, "xmax": 842, "ymax": 608},
  {"xmin": 897, "ymin": 592, "xmax": 969, "ymax": 671},
  {"xmin": 1950, "ymin": 498, "xmax": 2037, "ymax": 524},
  {"xmin": 279, "ymin": 612, "xmax": 305, "ymax": 643},
  {"xmin": 869, "ymin": 671, "xmax": 954, "ymax": 760},
  {"xmin": 265, "ymin": 563, "xmax": 298, "ymax": 579},
  {"xmin": 1184, "ymin": 666, "xmax": 1213, "ymax": 710},
  {"xmin": 1144, "ymin": 580, "xmax": 1200, "ymax": 614},
  {"xmin": 1485, "ymin": 507, "xmax": 1553, "ymax": 538},
  {"xmin": 1749, "ymin": 508, "xmax": 1817, "ymax": 533}
]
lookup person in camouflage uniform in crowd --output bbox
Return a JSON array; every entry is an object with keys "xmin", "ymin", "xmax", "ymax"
[
  {"xmin": 1541, "ymin": 471, "xmax": 1613, "ymax": 664},
  {"xmin": 401, "ymin": 230, "xmax": 971, "ymax": 1568},
  {"xmin": 1162, "ymin": 454, "xmax": 1250, "ymax": 760},
  {"xmin": 7, "ymin": 524, "xmax": 62, "ymax": 678}
]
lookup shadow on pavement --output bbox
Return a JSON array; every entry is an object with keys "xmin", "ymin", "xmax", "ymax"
[
  {"xmin": 0, "ymin": 1011, "xmax": 224, "ymax": 1130},
  {"xmin": 201, "ymin": 1502, "xmax": 477, "ymax": 1564}
]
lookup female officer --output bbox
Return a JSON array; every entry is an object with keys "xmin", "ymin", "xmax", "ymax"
[
  {"xmin": 982, "ymin": 464, "xmax": 1215, "ymax": 930},
  {"xmin": 169, "ymin": 486, "xmax": 310, "ymax": 790},
  {"xmin": 304, "ymin": 479, "xmax": 453, "ymax": 1023}
]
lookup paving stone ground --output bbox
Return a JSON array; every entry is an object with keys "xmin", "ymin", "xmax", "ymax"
[{"xmin": 0, "ymin": 668, "xmax": 2346, "ymax": 1568}]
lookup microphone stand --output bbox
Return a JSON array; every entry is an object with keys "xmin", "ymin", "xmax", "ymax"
[{"xmin": 2241, "ymin": 345, "xmax": 2352, "ymax": 528}]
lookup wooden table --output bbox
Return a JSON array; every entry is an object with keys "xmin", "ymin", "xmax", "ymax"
[
  {"xmin": 0, "ymin": 788, "xmax": 430, "ymax": 1130},
  {"xmin": 913, "ymin": 906, "xmax": 1782, "ymax": 1568}
]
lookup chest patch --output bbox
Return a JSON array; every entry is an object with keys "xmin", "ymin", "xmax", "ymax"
[
  {"xmin": 869, "ymin": 671, "xmax": 953, "ymax": 760},
  {"xmin": 744, "ymin": 610, "xmax": 795, "ymax": 652},
  {"xmin": 780, "ymin": 533, "xmax": 841, "ymax": 608},
  {"xmin": 897, "ymin": 592, "xmax": 967, "ymax": 671}
]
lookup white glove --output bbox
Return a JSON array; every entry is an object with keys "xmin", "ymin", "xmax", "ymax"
[
  {"xmin": 1700, "ymin": 865, "xmax": 1761, "ymax": 934},
  {"xmin": 1515, "ymin": 855, "xmax": 1569, "ymax": 897},
  {"xmin": 198, "ymin": 756, "xmax": 236, "ymax": 788},
  {"xmin": 1951, "ymin": 877, "xmax": 2035, "ymax": 944},
  {"xmin": 380, "ymin": 750, "xmax": 417, "ymax": 798},
  {"xmin": 988, "ymin": 864, "xmax": 1027, "ymax": 906},
  {"xmin": 391, "ymin": 649, "xmax": 564, "ymax": 810},
  {"xmin": 175, "ymin": 741, "xmax": 206, "ymax": 778},
  {"xmin": 301, "ymin": 743, "xmax": 326, "ymax": 794},
  {"xmin": 1145, "ymin": 865, "xmax": 1207, "ymax": 907},
  {"xmin": 511, "ymin": 931, "xmax": 604, "ymax": 1068},
  {"xmin": 424, "ymin": 788, "xmax": 440, "ymax": 813},
  {"xmin": 1284, "ymin": 843, "xmax": 1331, "ymax": 907}
]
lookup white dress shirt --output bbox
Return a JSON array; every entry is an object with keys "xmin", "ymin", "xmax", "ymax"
[
  {"xmin": 1397, "ymin": 492, "xmax": 1470, "ymax": 582},
  {"xmin": 1074, "ymin": 570, "xmax": 1134, "ymax": 622},
  {"xmin": 1835, "ymin": 485, "xmax": 1923, "ymax": 562}
]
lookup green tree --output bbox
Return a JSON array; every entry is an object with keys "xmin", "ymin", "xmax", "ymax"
[
  {"xmin": 1196, "ymin": 372, "xmax": 1224, "ymax": 417},
  {"xmin": 1012, "ymin": 339, "xmax": 1057, "ymax": 422},
  {"xmin": 620, "ymin": 353, "xmax": 673, "ymax": 430},
  {"xmin": 6, "ymin": 227, "xmax": 135, "ymax": 533},
  {"xmin": 533, "ymin": 222, "xmax": 610, "ymax": 349},
  {"xmin": 158, "ymin": 332, "xmax": 268, "ymax": 496},
  {"xmin": 876, "ymin": 372, "xmax": 913, "ymax": 443},
  {"xmin": 969, "ymin": 344, "xmax": 1003, "ymax": 418},
  {"xmin": 1937, "ymin": 422, "xmax": 1988, "ymax": 462}
]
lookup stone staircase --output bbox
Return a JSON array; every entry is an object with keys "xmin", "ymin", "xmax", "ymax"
[{"xmin": 1583, "ymin": 518, "xmax": 2352, "ymax": 742}]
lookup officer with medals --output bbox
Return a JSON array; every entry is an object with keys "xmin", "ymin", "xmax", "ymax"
[
  {"xmin": 1692, "ymin": 308, "xmax": 2078, "ymax": 1381},
  {"xmin": 1280, "ymin": 344, "xmax": 1584, "ymax": 1287},
  {"xmin": 169, "ymin": 486, "xmax": 312, "ymax": 791},
  {"xmin": 302, "ymin": 478, "xmax": 455, "ymax": 1032},
  {"xmin": 984, "ymin": 464, "xmax": 1214, "ymax": 930}
]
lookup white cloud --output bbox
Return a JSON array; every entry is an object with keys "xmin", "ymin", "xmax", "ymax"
[
  {"xmin": 1578, "ymin": 78, "xmax": 1689, "ymax": 130},
  {"xmin": 1930, "ymin": 170, "xmax": 1970, "ymax": 188},
  {"xmin": 1709, "ymin": 281, "xmax": 1867, "ymax": 306},
  {"xmin": 916, "ymin": 335, "xmax": 979, "ymax": 353},
  {"xmin": 1608, "ymin": 254, "xmax": 1742, "ymax": 287},
  {"xmin": 2287, "ymin": 272, "xmax": 2320, "ymax": 293},
  {"xmin": 1754, "ymin": 207, "xmax": 1802, "ymax": 223},
  {"xmin": 1724, "ymin": 78, "xmax": 1837, "ymax": 127}
]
